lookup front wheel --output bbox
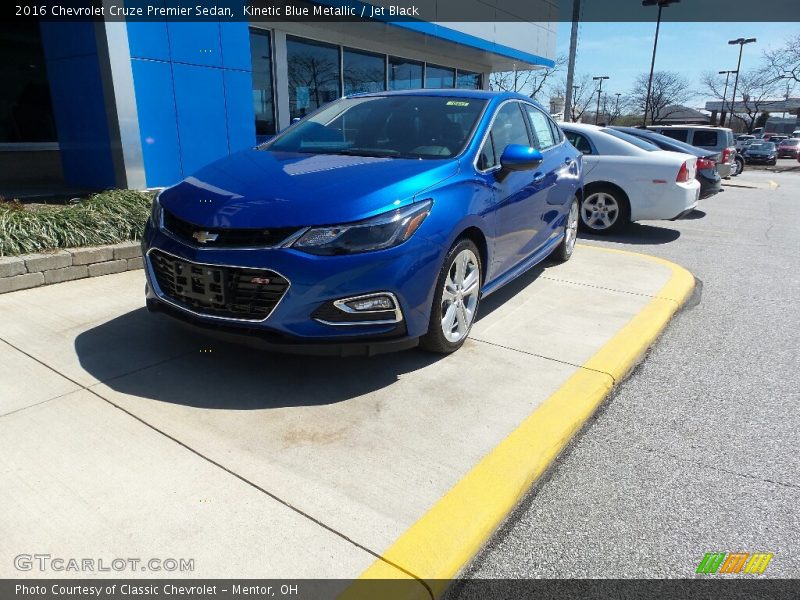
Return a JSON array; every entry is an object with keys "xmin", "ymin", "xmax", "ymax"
[
  {"xmin": 552, "ymin": 196, "xmax": 579, "ymax": 263},
  {"xmin": 419, "ymin": 239, "xmax": 482, "ymax": 354}
]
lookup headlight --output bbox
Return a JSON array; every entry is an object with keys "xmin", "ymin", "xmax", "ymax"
[
  {"xmin": 150, "ymin": 192, "xmax": 163, "ymax": 228},
  {"xmin": 292, "ymin": 200, "xmax": 433, "ymax": 255}
]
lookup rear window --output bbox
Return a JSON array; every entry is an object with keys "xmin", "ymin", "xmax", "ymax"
[
  {"xmin": 692, "ymin": 130, "xmax": 719, "ymax": 147},
  {"xmin": 660, "ymin": 129, "xmax": 689, "ymax": 142},
  {"xmin": 602, "ymin": 128, "xmax": 660, "ymax": 151}
]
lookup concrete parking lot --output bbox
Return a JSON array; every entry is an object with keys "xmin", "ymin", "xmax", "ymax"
[
  {"xmin": 0, "ymin": 231, "xmax": 690, "ymax": 587},
  {"xmin": 458, "ymin": 169, "xmax": 800, "ymax": 584}
]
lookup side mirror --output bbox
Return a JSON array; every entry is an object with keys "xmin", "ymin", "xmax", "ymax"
[{"xmin": 499, "ymin": 144, "xmax": 543, "ymax": 172}]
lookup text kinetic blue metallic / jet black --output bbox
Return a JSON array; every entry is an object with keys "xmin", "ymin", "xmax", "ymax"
[{"xmin": 142, "ymin": 90, "xmax": 583, "ymax": 355}]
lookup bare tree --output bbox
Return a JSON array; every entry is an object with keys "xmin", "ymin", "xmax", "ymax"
[
  {"xmin": 629, "ymin": 71, "xmax": 691, "ymax": 124},
  {"xmin": 728, "ymin": 70, "xmax": 781, "ymax": 133},
  {"xmin": 763, "ymin": 34, "xmax": 800, "ymax": 84},
  {"xmin": 490, "ymin": 55, "xmax": 567, "ymax": 103},
  {"xmin": 551, "ymin": 74, "xmax": 599, "ymax": 122}
]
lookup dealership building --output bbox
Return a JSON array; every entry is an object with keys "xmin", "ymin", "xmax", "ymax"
[{"xmin": 1, "ymin": 2, "xmax": 557, "ymax": 194}]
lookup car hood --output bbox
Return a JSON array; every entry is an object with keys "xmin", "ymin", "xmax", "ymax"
[{"xmin": 158, "ymin": 150, "xmax": 459, "ymax": 228}]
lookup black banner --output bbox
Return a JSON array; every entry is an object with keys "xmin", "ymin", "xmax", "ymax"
[
  {"xmin": 4, "ymin": 0, "xmax": 800, "ymax": 23},
  {"xmin": 3, "ymin": 579, "xmax": 800, "ymax": 600}
]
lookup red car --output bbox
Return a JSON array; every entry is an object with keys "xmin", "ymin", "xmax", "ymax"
[{"xmin": 777, "ymin": 138, "xmax": 800, "ymax": 159}]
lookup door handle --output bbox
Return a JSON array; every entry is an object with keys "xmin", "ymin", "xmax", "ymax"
[
  {"xmin": 564, "ymin": 157, "xmax": 574, "ymax": 165},
  {"xmin": 533, "ymin": 172, "xmax": 546, "ymax": 184}
]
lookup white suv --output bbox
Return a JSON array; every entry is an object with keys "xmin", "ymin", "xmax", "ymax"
[{"xmin": 647, "ymin": 125, "xmax": 737, "ymax": 177}]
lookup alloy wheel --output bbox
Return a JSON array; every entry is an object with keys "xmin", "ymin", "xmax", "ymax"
[
  {"xmin": 582, "ymin": 192, "xmax": 619, "ymax": 230},
  {"xmin": 565, "ymin": 199, "xmax": 579, "ymax": 253},
  {"xmin": 440, "ymin": 249, "xmax": 480, "ymax": 343}
]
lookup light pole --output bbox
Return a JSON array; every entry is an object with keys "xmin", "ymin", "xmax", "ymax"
[
  {"xmin": 719, "ymin": 69, "xmax": 737, "ymax": 126},
  {"xmin": 642, "ymin": 0, "xmax": 680, "ymax": 126},
  {"xmin": 564, "ymin": 0, "xmax": 582, "ymax": 123},
  {"xmin": 779, "ymin": 75, "xmax": 792, "ymax": 119},
  {"xmin": 613, "ymin": 92, "xmax": 622, "ymax": 124},
  {"xmin": 727, "ymin": 37, "xmax": 757, "ymax": 128},
  {"xmin": 593, "ymin": 76, "xmax": 609, "ymax": 124}
]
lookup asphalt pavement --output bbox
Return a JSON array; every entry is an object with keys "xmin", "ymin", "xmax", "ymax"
[{"xmin": 459, "ymin": 170, "xmax": 800, "ymax": 580}]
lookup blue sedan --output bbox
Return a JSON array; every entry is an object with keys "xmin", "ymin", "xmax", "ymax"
[{"xmin": 142, "ymin": 90, "xmax": 583, "ymax": 355}]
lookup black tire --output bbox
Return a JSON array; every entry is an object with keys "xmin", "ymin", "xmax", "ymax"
[
  {"xmin": 578, "ymin": 185, "xmax": 630, "ymax": 235},
  {"xmin": 419, "ymin": 238, "xmax": 482, "ymax": 354},
  {"xmin": 552, "ymin": 196, "xmax": 579, "ymax": 263},
  {"xmin": 733, "ymin": 155, "xmax": 744, "ymax": 176}
]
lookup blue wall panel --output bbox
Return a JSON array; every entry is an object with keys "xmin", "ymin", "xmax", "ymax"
[
  {"xmin": 220, "ymin": 22, "xmax": 253, "ymax": 71},
  {"xmin": 127, "ymin": 21, "xmax": 170, "ymax": 61},
  {"xmin": 224, "ymin": 70, "xmax": 257, "ymax": 153},
  {"xmin": 167, "ymin": 22, "xmax": 223, "ymax": 67},
  {"xmin": 173, "ymin": 64, "xmax": 229, "ymax": 176},
  {"xmin": 130, "ymin": 60, "xmax": 183, "ymax": 187},
  {"xmin": 126, "ymin": 20, "xmax": 254, "ymax": 187},
  {"xmin": 40, "ymin": 23, "xmax": 116, "ymax": 188}
]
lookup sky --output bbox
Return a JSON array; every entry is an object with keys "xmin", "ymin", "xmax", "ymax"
[{"xmin": 554, "ymin": 21, "xmax": 798, "ymax": 109}]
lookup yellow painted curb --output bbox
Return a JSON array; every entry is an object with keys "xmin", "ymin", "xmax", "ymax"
[{"xmin": 342, "ymin": 248, "xmax": 695, "ymax": 600}]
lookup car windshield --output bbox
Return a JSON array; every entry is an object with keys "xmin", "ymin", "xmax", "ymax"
[
  {"xmin": 602, "ymin": 128, "xmax": 660, "ymax": 151},
  {"xmin": 780, "ymin": 139, "xmax": 799, "ymax": 145},
  {"xmin": 750, "ymin": 143, "xmax": 775, "ymax": 150},
  {"xmin": 264, "ymin": 95, "xmax": 487, "ymax": 159}
]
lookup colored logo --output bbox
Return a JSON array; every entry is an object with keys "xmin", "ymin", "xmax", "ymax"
[{"xmin": 696, "ymin": 552, "xmax": 773, "ymax": 574}]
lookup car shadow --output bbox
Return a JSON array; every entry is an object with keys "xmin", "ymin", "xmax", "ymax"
[
  {"xmin": 681, "ymin": 208, "xmax": 706, "ymax": 220},
  {"xmin": 74, "ymin": 308, "xmax": 444, "ymax": 410},
  {"xmin": 476, "ymin": 264, "xmax": 546, "ymax": 322},
  {"xmin": 578, "ymin": 222, "xmax": 681, "ymax": 245}
]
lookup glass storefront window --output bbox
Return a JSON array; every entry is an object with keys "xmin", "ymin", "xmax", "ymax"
[
  {"xmin": 0, "ymin": 22, "xmax": 56, "ymax": 143},
  {"xmin": 425, "ymin": 64, "xmax": 455, "ymax": 89},
  {"xmin": 287, "ymin": 36, "xmax": 340, "ymax": 121},
  {"xmin": 343, "ymin": 48, "xmax": 385, "ymax": 95},
  {"xmin": 249, "ymin": 28, "xmax": 276, "ymax": 141},
  {"xmin": 388, "ymin": 57, "xmax": 423, "ymax": 90},
  {"xmin": 456, "ymin": 70, "xmax": 482, "ymax": 90}
]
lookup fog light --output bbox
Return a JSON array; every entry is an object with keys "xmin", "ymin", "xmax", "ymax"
[{"xmin": 344, "ymin": 295, "xmax": 395, "ymax": 312}]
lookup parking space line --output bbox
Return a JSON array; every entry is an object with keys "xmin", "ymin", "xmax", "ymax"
[{"xmin": 345, "ymin": 251, "xmax": 695, "ymax": 598}]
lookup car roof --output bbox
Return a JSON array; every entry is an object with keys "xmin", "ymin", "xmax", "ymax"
[
  {"xmin": 648, "ymin": 124, "xmax": 732, "ymax": 132},
  {"xmin": 609, "ymin": 126, "xmax": 708, "ymax": 157},
  {"xmin": 345, "ymin": 88, "xmax": 542, "ymax": 106}
]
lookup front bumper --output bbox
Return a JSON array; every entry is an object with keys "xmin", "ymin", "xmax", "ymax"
[
  {"xmin": 142, "ymin": 220, "xmax": 444, "ymax": 352},
  {"xmin": 744, "ymin": 155, "xmax": 776, "ymax": 163}
]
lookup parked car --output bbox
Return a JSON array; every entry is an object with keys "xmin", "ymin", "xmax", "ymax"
[
  {"xmin": 765, "ymin": 134, "xmax": 788, "ymax": 145},
  {"xmin": 142, "ymin": 91, "xmax": 583, "ymax": 355},
  {"xmin": 792, "ymin": 130, "xmax": 800, "ymax": 138},
  {"xmin": 646, "ymin": 125, "xmax": 737, "ymax": 178},
  {"xmin": 735, "ymin": 134, "xmax": 756, "ymax": 152},
  {"xmin": 609, "ymin": 126, "xmax": 722, "ymax": 199},
  {"xmin": 561, "ymin": 123, "xmax": 699, "ymax": 234},
  {"xmin": 743, "ymin": 141, "xmax": 777, "ymax": 165},
  {"xmin": 777, "ymin": 138, "xmax": 800, "ymax": 158}
]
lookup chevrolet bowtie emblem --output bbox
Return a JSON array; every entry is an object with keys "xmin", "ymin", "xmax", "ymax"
[{"xmin": 192, "ymin": 231, "xmax": 219, "ymax": 244}]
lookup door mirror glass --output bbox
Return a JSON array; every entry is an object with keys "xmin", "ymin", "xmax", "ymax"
[{"xmin": 499, "ymin": 144, "xmax": 543, "ymax": 171}]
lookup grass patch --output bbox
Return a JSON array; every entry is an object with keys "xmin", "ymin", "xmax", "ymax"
[{"xmin": 0, "ymin": 189, "xmax": 153, "ymax": 257}]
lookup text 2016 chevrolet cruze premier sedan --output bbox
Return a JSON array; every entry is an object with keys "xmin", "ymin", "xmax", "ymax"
[{"xmin": 143, "ymin": 91, "xmax": 582, "ymax": 355}]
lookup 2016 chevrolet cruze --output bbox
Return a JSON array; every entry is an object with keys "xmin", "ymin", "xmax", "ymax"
[{"xmin": 143, "ymin": 90, "xmax": 583, "ymax": 355}]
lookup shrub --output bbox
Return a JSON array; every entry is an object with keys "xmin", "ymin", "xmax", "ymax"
[{"xmin": 0, "ymin": 189, "xmax": 153, "ymax": 257}]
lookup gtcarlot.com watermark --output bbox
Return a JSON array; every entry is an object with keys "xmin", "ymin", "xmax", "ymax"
[{"xmin": 14, "ymin": 554, "xmax": 194, "ymax": 573}]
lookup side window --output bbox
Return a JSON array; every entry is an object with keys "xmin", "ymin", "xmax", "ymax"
[
  {"xmin": 565, "ymin": 131, "xmax": 593, "ymax": 155},
  {"xmin": 477, "ymin": 102, "xmax": 530, "ymax": 170},
  {"xmin": 660, "ymin": 129, "xmax": 689, "ymax": 142},
  {"xmin": 477, "ymin": 134, "xmax": 495, "ymax": 171},
  {"xmin": 548, "ymin": 118, "xmax": 563, "ymax": 144},
  {"xmin": 692, "ymin": 130, "xmax": 718, "ymax": 147},
  {"xmin": 525, "ymin": 105, "xmax": 556, "ymax": 150}
]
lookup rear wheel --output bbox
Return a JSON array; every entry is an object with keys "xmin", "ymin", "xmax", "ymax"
[
  {"xmin": 419, "ymin": 239, "xmax": 482, "ymax": 354},
  {"xmin": 579, "ymin": 186, "xmax": 629, "ymax": 235},
  {"xmin": 552, "ymin": 196, "xmax": 579, "ymax": 262},
  {"xmin": 732, "ymin": 155, "xmax": 744, "ymax": 176}
]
